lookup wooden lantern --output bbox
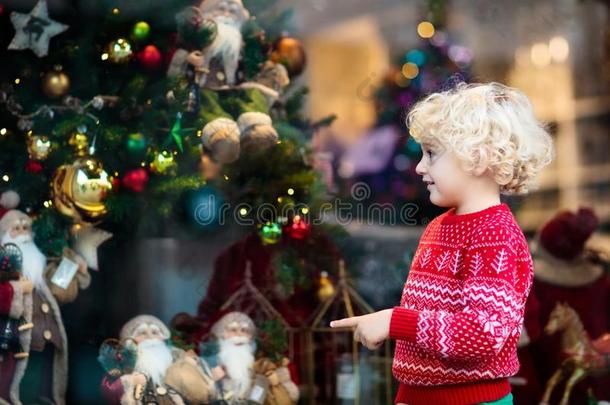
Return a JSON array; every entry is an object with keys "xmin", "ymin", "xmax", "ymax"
[{"xmin": 303, "ymin": 260, "xmax": 393, "ymax": 404}]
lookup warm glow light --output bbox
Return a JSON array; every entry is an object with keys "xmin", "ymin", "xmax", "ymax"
[
  {"xmin": 549, "ymin": 36, "xmax": 569, "ymax": 62},
  {"xmin": 2, "ymin": 175, "xmax": 9, "ymax": 182},
  {"xmin": 417, "ymin": 21, "xmax": 435, "ymax": 38},
  {"xmin": 394, "ymin": 71, "xmax": 410, "ymax": 87},
  {"xmin": 531, "ymin": 42, "xmax": 551, "ymax": 67},
  {"xmin": 14, "ymin": 78, "xmax": 20, "ymax": 84},
  {"xmin": 0, "ymin": 128, "xmax": 6, "ymax": 135},
  {"xmin": 401, "ymin": 62, "xmax": 419, "ymax": 79},
  {"xmin": 239, "ymin": 208, "xmax": 248, "ymax": 216},
  {"xmin": 514, "ymin": 47, "xmax": 530, "ymax": 67},
  {"xmin": 101, "ymin": 53, "xmax": 109, "ymax": 61},
  {"xmin": 287, "ymin": 188, "xmax": 295, "ymax": 195}
]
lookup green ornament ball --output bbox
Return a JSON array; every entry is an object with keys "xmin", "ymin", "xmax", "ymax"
[
  {"xmin": 260, "ymin": 221, "xmax": 282, "ymax": 245},
  {"xmin": 133, "ymin": 21, "xmax": 150, "ymax": 40},
  {"xmin": 126, "ymin": 132, "xmax": 147, "ymax": 160}
]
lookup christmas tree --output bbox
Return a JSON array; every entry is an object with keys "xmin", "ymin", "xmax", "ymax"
[
  {"xmin": 337, "ymin": 0, "xmax": 473, "ymax": 225},
  {"xmin": 0, "ymin": 1, "xmax": 355, "ymax": 402},
  {"xmin": 0, "ymin": 0, "xmax": 345, "ymax": 278}
]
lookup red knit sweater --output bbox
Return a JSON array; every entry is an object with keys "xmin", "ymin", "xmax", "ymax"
[{"xmin": 390, "ymin": 204, "xmax": 532, "ymax": 405}]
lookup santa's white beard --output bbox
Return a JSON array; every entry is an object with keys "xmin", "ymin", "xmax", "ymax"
[
  {"xmin": 218, "ymin": 336, "xmax": 255, "ymax": 398},
  {"xmin": 204, "ymin": 16, "xmax": 243, "ymax": 84},
  {"xmin": 1, "ymin": 233, "xmax": 46, "ymax": 289},
  {"xmin": 134, "ymin": 339, "xmax": 173, "ymax": 386}
]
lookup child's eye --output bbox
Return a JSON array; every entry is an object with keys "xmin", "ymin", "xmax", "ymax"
[{"xmin": 426, "ymin": 150, "xmax": 435, "ymax": 158}]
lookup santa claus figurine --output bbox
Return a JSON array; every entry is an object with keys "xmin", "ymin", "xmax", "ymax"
[
  {"xmin": 209, "ymin": 311, "xmax": 298, "ymax": 405},
  {"xmin": 529, "ymin": 207, "xmax": 610, "ymax": 403},
  {"xmin": 0, "ymin": 190, "xmax": 90, "ymax": 405},
  {"xmin": 167, "ymin": 0, "xmax": 283, "ymax": 164},
  {"xmin": 168, "ymin": 0, "xmax": 250, "ymax": 88},
  {"xmin": 101, "ymin": 314, "xmax": 215, "ymax": 405}
]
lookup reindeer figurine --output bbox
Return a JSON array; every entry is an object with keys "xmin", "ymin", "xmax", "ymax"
[{"xmin": 540, "ymin": 302, "xmax": 610, "ymax": 405}]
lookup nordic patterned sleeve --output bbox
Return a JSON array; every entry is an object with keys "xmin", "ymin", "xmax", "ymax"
[{"xmin": 390, "ymin": 224, "xmax": 530, "ymax": 362}]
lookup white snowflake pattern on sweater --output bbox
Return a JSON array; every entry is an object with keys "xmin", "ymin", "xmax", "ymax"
[{"xmin": 390, "ymin": 204, "xmax": 533, "ymax": 387}]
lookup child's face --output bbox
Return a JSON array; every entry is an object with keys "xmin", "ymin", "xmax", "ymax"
[{"xmin": 415, "ymin": 140, "xmax": 473, "ymax": 208}]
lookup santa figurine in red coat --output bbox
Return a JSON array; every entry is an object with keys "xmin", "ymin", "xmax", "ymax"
[
  {"xmin": 529, "ymin": 207, "xmax": 610, "ymax": 403},
  {"xmin": 0, "ymin": 190, "xmax": 90, "ymax": 405}
]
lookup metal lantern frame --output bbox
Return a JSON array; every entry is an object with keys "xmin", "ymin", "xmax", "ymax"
[{"xmin": 304, "ymin": 260, "xmax": 393, "ymax": 405}]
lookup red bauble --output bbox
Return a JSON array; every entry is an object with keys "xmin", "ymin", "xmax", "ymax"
[
  {"xmin": 138, "ymin": 45, "xmax": 162, "ymax": 70},
  {"xmin": 111, "ymin": 177, "xmax": 121, "ymax": 191},
  {"xmin": 121, "ymin": 168, "xmax": 149, "ymax": 193},
  {"xmin": 284, "ymin": 215, "xmax": 311, "ymax": 240},
  {"xmin": 25, "ymin": 160, "xmax": 43, "ymax": 174}
]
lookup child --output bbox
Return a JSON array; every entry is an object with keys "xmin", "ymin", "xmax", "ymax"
[{"xmin": 331, "ymin": 82, "xmax": 554, "ymax": 405}]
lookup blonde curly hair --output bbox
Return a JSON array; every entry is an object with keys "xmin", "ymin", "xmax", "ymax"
[{"xmin": 407, "ymin": 82, "xmax": 554, "ymax": 195}]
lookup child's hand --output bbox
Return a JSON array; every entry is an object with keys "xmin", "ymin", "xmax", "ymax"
[{"xmin": 330, "ymin": 309, "xmax": 393, "ymax": 350}]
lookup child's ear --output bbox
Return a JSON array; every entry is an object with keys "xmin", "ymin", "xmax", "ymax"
[
  {"xmin": 472, "ymin": 165, "xmax": 488, "ymax": 177},
  {"xmin": 471, "ymin": 150, "xmax": 489, "ymax": 177},
  {"xmin": 472, "ymin": 153, "xmax": 490, "ymax": 177}
]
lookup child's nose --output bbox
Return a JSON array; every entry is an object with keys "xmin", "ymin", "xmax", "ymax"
[{"xmin": 415, "ymin": 158, "xmax": 426, "ymax": 175}]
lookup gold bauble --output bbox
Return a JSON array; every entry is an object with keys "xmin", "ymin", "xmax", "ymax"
[
  {"xmin": 150, "ymin": 150, "xmax": 177, "ymax": 175},
  {"xmin": 107, "ymin": 38, "xmax": 133, "ymax": 63},
  {"xmin": 270, "ymin": 37, "xmax": 306, "ymax": 77},
  {"xmin": 317, "ymin": 271, "xmax": 335, "ymax": 301},
  {"xmin": 51, "ymin": 157, "xmax": 112, "ymax": 221},
  {"xmin": 42, "ymin": 70, "xmax": 70, "ymax": 98},
  {"xmin": 69, "ymin": 132, "xmax": 89, "ymax": 156},
  {"xmin": 26, "ymin": 133, "xmax": 52, "ymax": 160}
]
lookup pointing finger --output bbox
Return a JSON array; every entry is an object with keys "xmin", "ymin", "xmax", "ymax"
[{"xmin": 330, "ymin": 317, "xmax": 359, "ymax": 328}]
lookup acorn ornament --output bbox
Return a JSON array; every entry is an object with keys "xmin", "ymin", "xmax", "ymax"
[
  {"xmin": 201, "ymin": 118, "xmax": 240, "ymax": 164},
  {"xmin": 237, "ymin": 112, "xmax": 278, "ymax": 154}
]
